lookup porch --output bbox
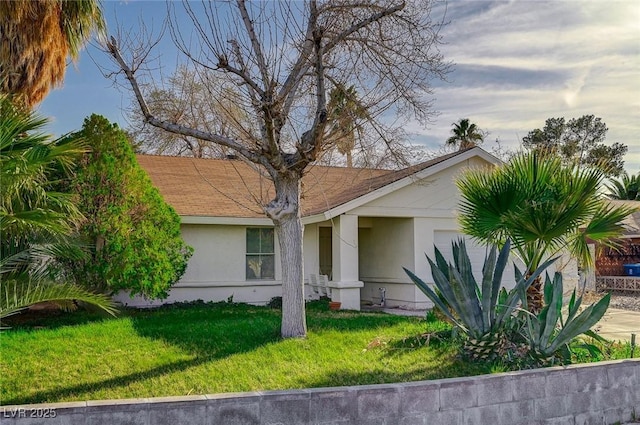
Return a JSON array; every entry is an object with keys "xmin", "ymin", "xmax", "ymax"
[{"xmin": 305, "ymin": 213, "xmax": 476, "ymax": 311}]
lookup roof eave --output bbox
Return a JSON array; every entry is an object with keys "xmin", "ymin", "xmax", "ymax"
[
  {"xmin": 180, "ymin": 215, "xmax": 273, "ymax": 226},
  {"xmin": 321, "ymin": 147, "xmax": 499, "ymax": 218}
]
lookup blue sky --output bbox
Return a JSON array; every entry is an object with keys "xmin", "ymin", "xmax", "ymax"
[{"xmin": 38, "ymin": 0, "xmax": 640, "ymax": 172}]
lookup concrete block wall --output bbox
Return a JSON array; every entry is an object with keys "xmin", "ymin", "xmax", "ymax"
[{"xmin": 1, "ymin": 359, "xmax": 638, "ymax": 425}]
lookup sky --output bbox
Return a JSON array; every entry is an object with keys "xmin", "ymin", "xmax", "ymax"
[{"xmin": 38, "ymin": 0, "xmax": 640, "ymax": 172}]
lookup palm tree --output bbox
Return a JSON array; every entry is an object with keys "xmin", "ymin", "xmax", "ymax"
[
  {"xmin": 326, "ymin": 84, "xmax": 369, "ymax": 167},
  {"xmin": 446, "ymin": 118, "xmax": 484, "ymax": 151},
  {"xmin": 1, "ymin": 95, "xmax": 116, "ymax": 322},
  {"xmin": 0, "ymin": 0, "xmax": 105, "ymax": 108},
  {"xmin": 456, "ymin": 152, "xmax": 635, "ymax": 312},
  {"xmin": 606, "ymin": 172, "xmax": 640, "ymax": 200}
]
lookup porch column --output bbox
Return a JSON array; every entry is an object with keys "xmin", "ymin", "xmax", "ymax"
[{"xmin": 330, "ymin": 214, "xmax": 363, "ymax": 310}]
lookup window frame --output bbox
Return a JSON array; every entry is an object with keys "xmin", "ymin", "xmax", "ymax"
[{"xmin": 245, "ymin": 227, "xmax": 275, "ymax": 280}]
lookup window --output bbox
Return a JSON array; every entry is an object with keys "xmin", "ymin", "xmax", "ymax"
[{"xmin": 246, "ymin": 228, "xmax": 275, "ymax": 280}]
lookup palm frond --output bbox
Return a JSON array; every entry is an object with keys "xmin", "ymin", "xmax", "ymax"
[
  {"xmin": 456, "ymin": 151, "xmax": 629, "ymax": 274},
  {"xmin": 1, "ymin": 278, "xmax": 117, "ymax": 321}
]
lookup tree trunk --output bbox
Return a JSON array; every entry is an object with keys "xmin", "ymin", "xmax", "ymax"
[
  {"xmin": 526, "ymin": 275, "xmax": 544, "ymax": 315},
  {"xmin": 346, "ymin": 150, "xmax": 353, "ymax": 168},
  {"xmin": 266, "ymin": 175, "xmax": 307, "ymax": 338}
]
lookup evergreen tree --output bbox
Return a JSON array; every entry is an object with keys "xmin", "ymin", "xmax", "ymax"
[
  {"xmin": 66, "ymin": 115, "xmax": 192, "ymax": 299},
  {"xmin": 522, "ymin": 115, "xmax": 627, "ymax": 177},
  {"xmin": 1, "ymin": 96, "xmax": 116, "ymax": 320}
]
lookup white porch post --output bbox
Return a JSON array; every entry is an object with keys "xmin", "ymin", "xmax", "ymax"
[{"xmin": 330, "ymin": 214, "xmax": 363, "ymax": 310}]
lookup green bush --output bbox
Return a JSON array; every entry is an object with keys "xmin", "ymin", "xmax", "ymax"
[{"xmin": 64, "ymin": 115, "xmax": 192, "ymax": 299}]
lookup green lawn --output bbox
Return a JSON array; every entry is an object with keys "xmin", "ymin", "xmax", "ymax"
[{"xmin": 0, "ymin": 300, "xmax": 631, "ymax": 405}]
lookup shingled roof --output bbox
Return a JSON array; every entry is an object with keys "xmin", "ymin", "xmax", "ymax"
[{"xmin": 136, "ymin": 149, "xmax": 470, "ymax": 219}]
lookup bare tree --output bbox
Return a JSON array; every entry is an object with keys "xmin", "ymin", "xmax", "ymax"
[
  {"xmin": 105, "ymin": 0, "xmax": 449, "ymax": 338},
  {"xmin": 128, "ymin": 65, "xmax": 254, "ymax": 158}
]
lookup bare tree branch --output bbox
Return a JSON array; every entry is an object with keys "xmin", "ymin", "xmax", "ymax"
[
  {"xmin": 236, "ymin": 0, "xmax": 272, "ymax": 90},
  {"xmin": 106, "ymin": 36, "xmax": 270, "ymax": 170}
]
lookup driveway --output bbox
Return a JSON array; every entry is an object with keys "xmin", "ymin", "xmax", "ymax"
[{"xmin": 593, "ymin": 308, "xmax": 640, "ymax": 342}]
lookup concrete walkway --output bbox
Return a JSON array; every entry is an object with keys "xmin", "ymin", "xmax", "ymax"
[{"xmin": 592, "ymin": 308, "xmax": 640, "ymax": 342}]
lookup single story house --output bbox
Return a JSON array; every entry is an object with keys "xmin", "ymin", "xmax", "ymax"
[{"xmin": 116, "ymin": 147, "xmax": 526, "ymax": 310}]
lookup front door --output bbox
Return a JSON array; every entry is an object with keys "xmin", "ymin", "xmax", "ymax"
[{"xmin": 319, "ymin": 227, "xmax": 333, "ymax": 278}]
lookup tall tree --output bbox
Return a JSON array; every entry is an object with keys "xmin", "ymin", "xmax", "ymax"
[
  {"xmin": 0, "ymin": 95, "xmax": 116, "ymax": 320},
  {"xmin": 606, "ymin": 172, "xmax": 640, "ymax": 201},
  {"xmin": 325, "ymin": 83, "xmax": 369, "ymax": 167},
  {"xmin": 64, "ymin": 115, "xmax": 193, "ymax": 299},
  {"xmin": 522, "ymin": 115, "xmax": 627, "ymax": 177},
  {"xmin": 0, "ymin": 0, "xmax": 105, "ymax": 108},
  {"xmin": 446, "ymin": 118, "xmax": 484, "ymax": 151},
  {"xmin": 128, "ymin": 66, "xmax": 253, "ymax": 158},
  {"xmin": 456, "ymin": 152, "xmax": 634, "ymax": 312},
  {"xmin": 106, "ymin": 0, "xmax": 449, "ymax": 338}
]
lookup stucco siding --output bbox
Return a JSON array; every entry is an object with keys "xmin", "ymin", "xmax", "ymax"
[
  {"xmin": 350, "ymin": 157, "xmax": 490, "ymax": 218},
  {"xmin": 179, "ymin": 224, "xmax": 246, "ymax": 283},
  {"xmin": 303, "ymin": 222, "xmax": 320, "ymax": 284},
  {"xmin": 114, "ymin": 223, "xmax": 285, "ymax": 307},
  {"xmin": 359, "ymin": 218, "xmax": 417, "ymax": 306},
  {"xmin": 353, "ymin": 158, "xmax": 494, "ymax": 309},
  {"xmin": 359, "ymin": 218, "xmax": 414, "ymax": 280},
  {"xmin": 113, "ymin": 153, "xmax": 501, "ymax": 309}
]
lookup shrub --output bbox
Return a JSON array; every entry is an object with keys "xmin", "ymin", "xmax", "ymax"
[
  {"xmin": 404, "ymin": 239, "xmax": 611, "ymax": 367},
  {"xmin": 63, "ymin": 115, "xmax": 192, "ymax": 299}
]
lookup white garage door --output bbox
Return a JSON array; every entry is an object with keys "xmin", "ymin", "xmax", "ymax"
[{"xmin": 433, "ymin": 231, "xmax": 518, "ymax": 289}]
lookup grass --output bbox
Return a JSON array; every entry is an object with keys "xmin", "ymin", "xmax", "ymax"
[{"xmin": 0, "ymin": 300, "xmax": 632, "ymax": 405}]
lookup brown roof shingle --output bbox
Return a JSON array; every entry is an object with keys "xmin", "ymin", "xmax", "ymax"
[{"xmin": 136, "ymin": 150, "xmax": 468, "ymax": 218}]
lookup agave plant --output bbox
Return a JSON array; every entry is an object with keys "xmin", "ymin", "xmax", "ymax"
[
  {"xmin": 522, "ymin": 271, "xmax": 610, "ymax": 365},
  {"xmin": 404, "ymin": 239, "xmax": 555, "ymax": 360}
]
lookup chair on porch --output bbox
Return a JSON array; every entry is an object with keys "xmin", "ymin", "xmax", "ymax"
[
  {"xmin": 309, "ymin": 274, "xmax": 331, "ymax": 299},
  {"xmin": 308, "ymin": 274, "xmax": 321, "ymax": 299},
  {"xmin": 318, "ymin": 274, "xmax": 332, "ymax": 298}
]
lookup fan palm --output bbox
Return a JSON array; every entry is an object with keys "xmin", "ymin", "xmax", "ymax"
[
  {"xmin": 326, "ymin": 83, "xmax": 369, "ymax": 167},
  {"xmin": 1, "ymin": 95, "xmax": 116, "ymax": 322},
  {"xmin": 456, "ymin": 152, "xmax": 635, "ymax": 312},
  {"xmin": 446, "ymin": 118, "xmax": 484, "ymax": 151},
  {"xmin": 606, "ymin": 172, "xmax": 640, "ymax": 200},
  {"xmin": 0, "ymin": 0, "xmax": 105, "ymax": 108}
]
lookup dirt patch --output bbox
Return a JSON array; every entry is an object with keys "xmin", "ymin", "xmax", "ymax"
[{"xmin": 583, "ymin": 291, "xmax": 640, "ymax": 312}]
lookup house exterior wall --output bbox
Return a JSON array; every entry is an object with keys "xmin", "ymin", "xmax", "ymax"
[
  {"xmin": 114, "ymin": 224, "xmax": 285, "ymax": 307},
  {"xmin": 303, "ymin": 223, "xmax": 320, "ymax": 283},
  {"xmin": 596, "ymin": 238, "xmax": 640, "ymax": 276},
  {"xmin": 116, "ymin": 154, "xmax": 515, "ymax": 309},
  {"xmin": 353, "ymin": 158, "xmax": 489, "ymax": 309},
  {"xmin": 359, "ymin": 218, "xmax": 417, "ymax": 307},
  {"xmin": 350, "ymin": 156, "xmax": 489, "ymax": 219}
]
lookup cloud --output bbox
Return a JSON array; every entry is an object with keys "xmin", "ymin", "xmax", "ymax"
[
  {"xmin": 419, "ymin": 0, "xmax": 640, "ymax": 172},
  {"xmin": 433, "ymin": 64, "xmax": 569, "ymax": 90}
]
